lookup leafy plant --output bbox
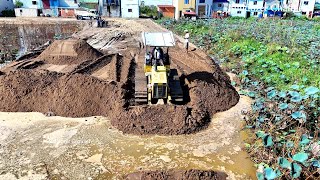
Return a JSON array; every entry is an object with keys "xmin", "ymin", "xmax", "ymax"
[
  {"xmin": 15, "ymin": 0, "xmax": 23, "ymax": 8},
  {"xmin": 157, "ymin": 18, "xmax": 320, "ymax": 179}
]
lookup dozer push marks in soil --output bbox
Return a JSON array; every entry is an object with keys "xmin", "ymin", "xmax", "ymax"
[{"xmin": 134, "ymin": 32, "xmax": 183, "ymax": 105}]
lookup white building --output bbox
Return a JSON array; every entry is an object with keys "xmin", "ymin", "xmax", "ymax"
[
  {"xmin": 264, "ymin": 0, "xmax": 281, "ymax": 11},
  {"xmin": 300, "ymin": 0, "xmax": 316, "ymax": 16},
  {"xmin": 121, "ymin": 0, "xmax": 139, "ymax": 18},
  {"xmin": 140, "ymin": 0, "xmax": 173, "ymax": 6},
  {"xmin": 14, "ymin": 8, "xmax": 39, "ymax": 17},
  {"xmin": 229, "ymin": 0, "xmax": 247, "ymax": 17},
  {"xmin": 0, "ymin": 0, "xmax": 14, "ymax": 16},
  {"xmin": 247, "ymin": 0, "xmax": 264, "ymax": 17}
]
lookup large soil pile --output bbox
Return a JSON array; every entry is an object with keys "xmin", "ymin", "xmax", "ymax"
[
  {"xmin": 125, "ymin": 169, "xmax": 228, "ymax": 180},
  {"xmin": 0, "ymin": 37, "xmax": 239, "ymax": 135},
  {"xmin": 37, "ymin": 39, "xmax": 103, "ymax": 65},
  {"xmin": 0, "ymin": 70, "xmax": 121, "ymax": 117}
]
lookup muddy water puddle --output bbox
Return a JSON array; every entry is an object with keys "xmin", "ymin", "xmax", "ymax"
[
  {"xmin": 83, "ymin": 120, "xmax": 256, "ymax": 179},
  {"xmin": 0, "ymin": 98, "xmax": 256, "ymax": 179},
  {"xmin": 70, "ymin": 96, "xmax": 256, "ymax": 179}
]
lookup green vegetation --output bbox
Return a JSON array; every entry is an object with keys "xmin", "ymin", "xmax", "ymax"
[
  {"xmin": 140, "ymin": 5, "xmax": 158, "ymax": 17},
  {"xmin": 14, "ymin": 0, "xmax": 23, "ymax": 8},
  {"xmin": 157, "ymin": 18, "xmax": 320, "ymax": 179},
  {"xmin": 1, "ymin": 10, "xmax": 15, "ymax": 17}
]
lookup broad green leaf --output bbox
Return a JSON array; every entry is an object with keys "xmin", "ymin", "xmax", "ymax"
[
  {"xmin": 263, "ymin": 135, "xmax": 273, "ymax": 147},
  {"xmin": 242, "ymin": 70, "xmax": 248, "ymax": 76},
  {"xmin": 292, "ymin": 152, "xmax": 308, "ymax": 163},
  {"xmin": 300, "ymin": 134, "xmax": 310, "ymax": 145},
  {"xmin": 256, "ymin": 131, "xmax": 265, "ymax": 138},
  {"xmin": 256, "ymin": 172, "xmax": 264, "ymax": 180},
  {"xmin": 278, "ymin": 157, "xmax": 291, "ymax": 169},
  {"xmin": 279, "ymin": 103, "xmax": 288, "ymax": 110},
  {"xmin": 305, "ymin": 86, "xmax": 319, "ymax": 95},
  {"xmin": 267, "ymin": 90, "xmax": 277, "ymax": 99},
  {"xmin": 291, "ymin": 163, "xmax": 302, "ymax": 178},
  {"xmin": 312, "ymin": 160, "xmax": 320, "ymax": 168},
  {"xmin": 291, "ymin": 84, "xmax": 300, "ymax": 90},
  {"xmin": 264, "ymin": 167, "xmax": 278, "ymax": 180},
  {"xmin": 291, "ymin": 111, "xmax": 306, "ymax": 121},
  {"xmin": 278, "ymin": 91, "xmax": 287, "ymax": 98}
]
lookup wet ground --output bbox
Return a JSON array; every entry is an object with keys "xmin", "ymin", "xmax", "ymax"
[{"xmin": 0, "ymin": 96, "xmax": 255, "ymax": 180}]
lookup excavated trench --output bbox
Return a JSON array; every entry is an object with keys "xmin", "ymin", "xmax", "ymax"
[{"xmin": 0, "ymin": 38, "xmax": 239, "ymax": 135}]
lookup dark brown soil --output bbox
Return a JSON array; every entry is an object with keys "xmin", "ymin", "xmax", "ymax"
[
  {"xmin": 0, "ymin": 70, "xmax": 121, "ymax": 117},
  {"xmin": 125, "ymin": 169, "xmax": 228, "ymax": 180},
  {"xmin": 0, "ymin": 39, "xmax": 240, "ymax": 135}
]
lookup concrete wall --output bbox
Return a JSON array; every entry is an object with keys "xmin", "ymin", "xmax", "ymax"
[
  {"xmin": 13, "ymin": 0, "xmax": 43, "ymax": 9},
  {"xmin": 59, "ymin": 0, "xmax": 79, "ymax": 8},
  {"xmin": 247, "ymin": 0, "xmax": 264, "ymax": 16},
  {"xmin": 229, "ymin": 0, "xmax": 247, "ymax": 17},
  {"xmin": 0, "ymin": 0, "xmax": 14, "ymax": 15},
  {"xmin": 140, "ymin": 0, "xmax": 173, "ymax": 6},
  {"xmin": 265, "ymin": 0, "xmax": 281, "ymax": 10},
  {"xmin": 14, "ymin": 8, "xmax": 39, "ymax": 17},
  {"xmin": 212, "ymin": 2, "xmax": 229, "ymax": 12},
  {"xmin": 300, "ymin": 0, "xmax": 316, "ymax": 13},
  {"xmin": 121, "ymin": 0, "xmax": 139, "ymax": 18}
]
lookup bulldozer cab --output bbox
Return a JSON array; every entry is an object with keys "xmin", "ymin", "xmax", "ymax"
[
  {"xmin": 142, "ymin": 32, "xmax": 175, "ymax": 74},
  {"xmin": 135, "ymin": 32, "xmax": 182, "ymax": 105}
]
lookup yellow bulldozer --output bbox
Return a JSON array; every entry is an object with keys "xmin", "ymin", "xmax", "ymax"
[{"xmin": 134, "ymin": 32, "xmax": 183, "ymax": 105}]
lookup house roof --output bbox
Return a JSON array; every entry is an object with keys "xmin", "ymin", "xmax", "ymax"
[
  {"xmin": 158, "ymin": 5, "xmax": 175, "ymax": 8},
  {"xmin": 183, "ymin": 11, "xmax": 197, "ymax": 15}
]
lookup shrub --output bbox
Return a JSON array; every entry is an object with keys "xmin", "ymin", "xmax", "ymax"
[
  {"xmin": 15, "ymin": 0, "xmax": 23, "ymax": 8},
  {"xmin": 1, "ymin": 10, "xmax": 15, "ymax": 17},
  {"xmin": 140, "ymin": 5, "xmax": 157, "ymax": 17}
]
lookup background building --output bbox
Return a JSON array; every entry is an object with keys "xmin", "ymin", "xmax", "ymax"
[
  {"xmin": 121, "ymin": 0, "xmax": 139, "ymax": 18},
  {"xmin": 173, "ymin": 0, "xmax": 196, "ymax": 20},
  {"xmin": 0, "ymin": 0, "xmax": 14, "ymax": 16},
  {"xmin": 229, "ymin": 0, "xmax": 247, "ymax": 17}
]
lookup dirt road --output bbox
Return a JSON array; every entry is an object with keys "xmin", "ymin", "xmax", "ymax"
[{"xmin": 0, "ymin": 18, "xmax": 255, "ymax": 179}]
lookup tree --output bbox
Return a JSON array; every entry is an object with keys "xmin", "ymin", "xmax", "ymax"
[{"xmin": 15, "ymin": 0, "xmax": 23, "ymax": 8}]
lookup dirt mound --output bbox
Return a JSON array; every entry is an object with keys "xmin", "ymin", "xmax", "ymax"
[
  {"xmin": 111, "ymin": 105, "xmax": 210, "ymax": 135},
  {"xmin": 125, "ymin": 169, "xmax": 227, "ymax": 180},
  {"xmin": 0, "ymin": 31, "xmax": 240, "ymax": 135},
  {"xmin": 0, "ymin": 70, "xmax": 121, "ymax": 117},
  {"xmin": 186, "ymin": 71, "xmax": 239, "ymax": 116},
  {"xmin": 37, "ymin": 39, "xmax": 103, "ymax": 65}
]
